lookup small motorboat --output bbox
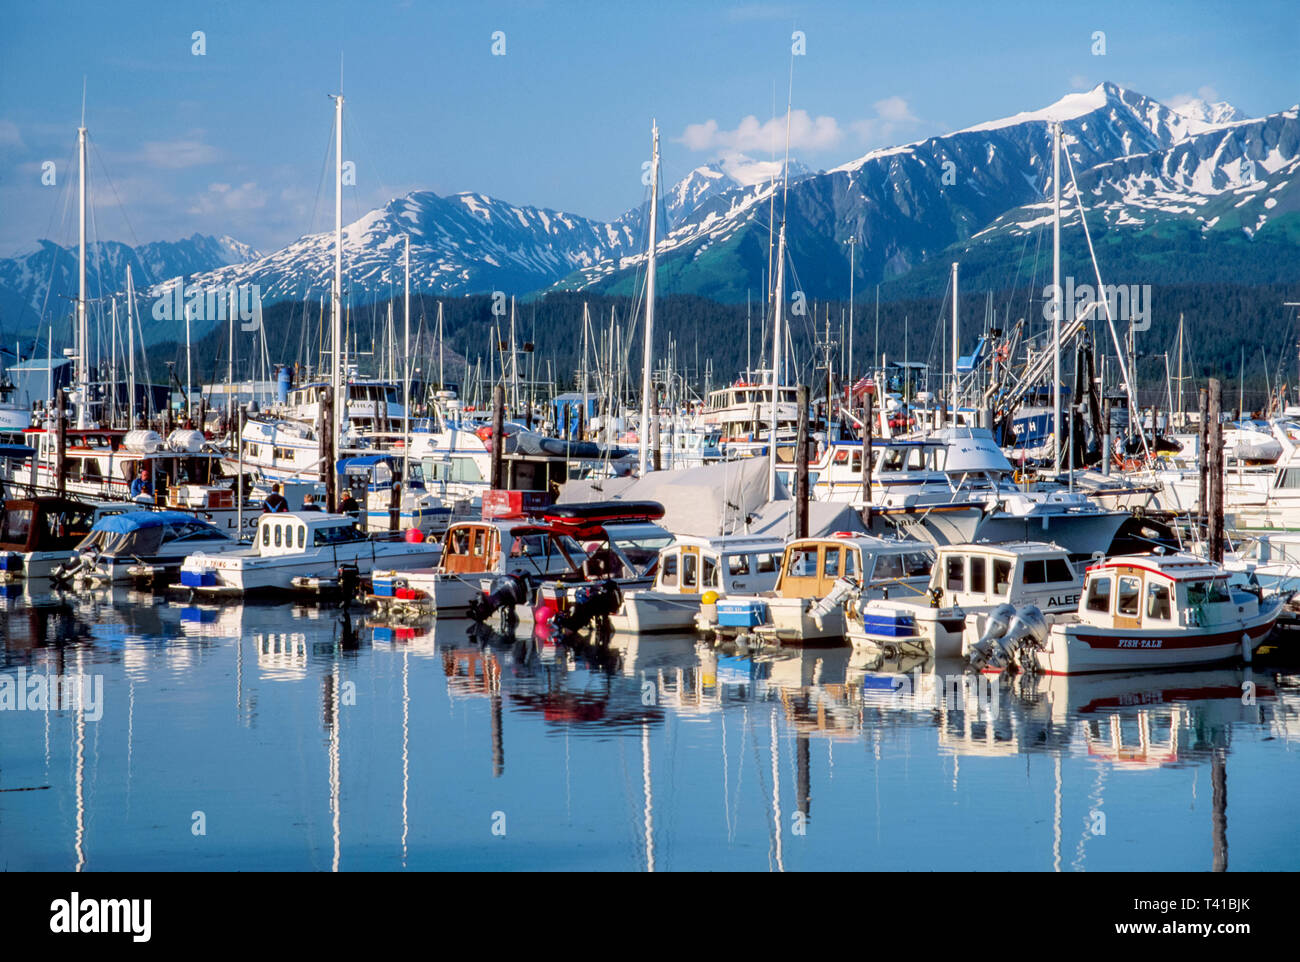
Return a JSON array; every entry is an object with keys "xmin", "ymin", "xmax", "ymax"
[
  {"xmin": 0, "ymin": 497, "xmax": 145, "ymax": 579},
  {"xmin": 969, "ymin": 553, "xmax": 1283, "ymax": 675},
  {"xmin": 55, "ymin": 510, "xmax": 238, "ymax": 585}
]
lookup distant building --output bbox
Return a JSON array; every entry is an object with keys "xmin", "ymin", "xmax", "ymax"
[{"xmin": 6, "ymin": 357, "xmax": 71, "ymax": 409}]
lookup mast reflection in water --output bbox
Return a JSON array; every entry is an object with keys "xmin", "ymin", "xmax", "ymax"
[{"xmin": 1, "ymin": 585, "xmax": 1297, "ymax": 871}]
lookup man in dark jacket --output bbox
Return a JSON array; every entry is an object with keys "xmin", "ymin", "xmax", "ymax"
[{"xmin": 262, "ymin": 483, "xmax": 289, "ymax": 513}]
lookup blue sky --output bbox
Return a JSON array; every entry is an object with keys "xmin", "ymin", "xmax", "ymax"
[{"xmin": 1, "ymin": 0, "xmax": 1296, "ymax": 255}]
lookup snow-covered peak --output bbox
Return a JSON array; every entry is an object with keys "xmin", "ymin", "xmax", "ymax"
[
  {"xmin": 955, "ymin": 83, "xmax": 1115, "ymax": 135},
  {"xmin": 1171, "ymin": 97, "xmax": 1248, "ymax": 128}
]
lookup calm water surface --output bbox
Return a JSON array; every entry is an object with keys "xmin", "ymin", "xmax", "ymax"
[{"xmin": 1, "ymin": 583, "xmax": 1297, "ymax": 871}]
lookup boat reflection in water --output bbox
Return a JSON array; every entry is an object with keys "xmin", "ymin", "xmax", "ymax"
[{"xmin": 1, "ymin": 591, "xmax": 1296, "ymax": 871}]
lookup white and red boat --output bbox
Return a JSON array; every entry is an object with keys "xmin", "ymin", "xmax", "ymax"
[{"xmin": 973, "ymin": 553, "xmax": 1283, "ymax": 675}]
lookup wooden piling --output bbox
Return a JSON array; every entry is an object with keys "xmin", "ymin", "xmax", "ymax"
[
  {"xmin": 862, "ymin": 390, "xmax": 874, "ymax": 525},
  {"xmin": 490, "ymin": 384, "xmax": 505, "ymax": 490},
  {"xmin": 1207, "ymin": 378, "xmax": 1224, "ymax": 564},
  {"xmin": 1197, "ymin": 388, "xmax": 1209, "ymax": 529},
  {"xmin": 321, "ymin": 386, "xmax": 337, "ymax": 512}
]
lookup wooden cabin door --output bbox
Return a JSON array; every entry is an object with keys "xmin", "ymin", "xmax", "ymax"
[{"xmin": 1114, "ymin": 572, "xmax": 1143, "ymax": 630}]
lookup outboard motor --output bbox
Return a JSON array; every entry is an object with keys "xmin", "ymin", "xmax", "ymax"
[
  {"xmin": 336, "ymin": 564, "xmax": 360, "ymax": 606},
  {"xmin": 810, "ymin": 577, "xmax": 858, "ymax": 630},
  {"xmin": 554, "ymin": 579, "xmax": 622, "ymax": 633},
  {"xmin": 52, "ymin": 545, "xmax": 99, "ymax": 585},
  {"xmin": 468, "ymin": 572, "xmax": 530, "ymax": 624},
  {"xmin": 988, "ymin": 605, "xmax": 1049, "ymax": 670},
  {"xmin": 966, "ymin": 603, "xmax": 1017, "ymax": 669}
]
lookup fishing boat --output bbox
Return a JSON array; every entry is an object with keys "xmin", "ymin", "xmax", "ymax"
[
  {"xmin": 699, "ymin": 533, "xmax": 933, "ymax": 643},
  {"xmin": 0, "ymin": 497, "xmax": 144, "ymax": 579},
  {"xmin": 977, "ymin": 553, "xmax": 1283, "ymax": 675},
  {"xmin": 608, "ymin": 534, "xmax": 785, "ymax": 633},
  {"xmin": 177, "ymin": 511, "xmax": 442, "ymax": 596},
  {"xmin": 847, "ymin": 540, "xmax": 1083, "ymax": 656},
  {"xmin": 55, "ymin": 510, "xmax": 238, "ymax": 584},
  {"xmin": 369, "ymin": 501, "xmax": 583, "ymax": 617}
]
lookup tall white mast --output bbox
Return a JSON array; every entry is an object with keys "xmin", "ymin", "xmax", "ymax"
[
  {"xmin": 403, "ymin": 234, "xmax": 411, "ymax": 461},
  {"xmin": 951, "ymin": 261, "xmax": 959, "ymax": 419},
  {"xmin": 126, "ymin": 267, "xmax": 136, "ymax": 427},
  {"xmin": 1052, "ymin": 121, "xmax": 1063, "ymax": 469},
  {"xmin": 185, "ymin": 288, "xmax": 193, "ymax": 418},
  {"xmin": 76, "ymin": 124, "xmax": 89, "ymax": 428},
  {"xmin": 331, "ymin": 91, "xmax": 344, "ymax": 450},
  {"xmin": 769, "ymin": 223, "xmax": 786, "ymax": 501},
  {"xmin": 638, "ymin": 121, "xmax": 660, "ymax": 475}
]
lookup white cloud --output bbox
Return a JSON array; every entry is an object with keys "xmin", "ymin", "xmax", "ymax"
[
  {"xmin": 680, "ymin": 109, "xmax": 844, "ymax": 155},
  {"xmin": 188, "ymin": 181, "xmax": 267, "ymax": 215},
  {"xmin": 0, "ymin": 119, "xmax": 24, "ymax": 150},
  {"xmin": 137, "ymin": 136, "xmax": 221, "ymax": 169},
  {"xmin": 849, "ymin": 96, "xmax": 922, "ymax": 147}
]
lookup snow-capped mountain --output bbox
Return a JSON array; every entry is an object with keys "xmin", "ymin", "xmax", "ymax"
[
  {"xmin": 0, "ymin": 233, "xmax": 260, "ymax": 339},
  {"xmin": 558, "ymin": 82, "xmax": 1294, "ymax": 300},
  {"xmin": 4, "ymin": 81, "xmax": 1294, "ymax": 346}
]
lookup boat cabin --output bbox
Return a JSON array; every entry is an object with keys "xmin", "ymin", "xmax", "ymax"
[
  {"xmin": 934, "ymin": 541, "xmax": 1082, "ymax": 611},
  {"xmin": 773, "ymin": 534, "xmax": 933, "ymax": 599},
  {"xmin": 653, "ymin": 535, "xmax": 785, "ymax": 595},
  {"xmin": 1077, "ymin": 555, "xmax": 1256, "ymax": 631},
  {"xmin": 255, "ymin": 512, "xmax": 365, "ymax": 556},
  {"xmin": 440, "ymin": 519, "xmax": 584, "ymax": 577},
  {"xmin": 537, "ymin": 501, "xmax": 673, "ymax": 583},
  {"xmin": 0, "ymin": 498, "xmax": 130, "ymax": 555},
  {"xmin": 76, "ymin": 510, "xmax": 232, "ymax": 559}
]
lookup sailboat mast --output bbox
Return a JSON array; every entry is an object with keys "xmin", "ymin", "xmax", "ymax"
[
  {"xmin": 1052, "ymin": 121, "xmax": 1063, "ymax": 470},
  {"xmin": 77, "ymin": 124, "xmax": 89, "ymax": 428},
  {"xmin": 126, "ymin": 267, "xmax": 136, "ymax": 427},
  {"xmin": 638, "ymin": 121, "xmax": 659, "ymax": 475},
  {"xmin": 403, "ymin": 234, "xmax": 411, "ymax": 462},
  {"xmin": 332, "ymin": 91, "xmax": 344, "ymax": 451},
  {"xmin": 951, "ymin": 261, "xmax": 959, "ymax": 419},
  {"xmin": 769, "ymin": 223, "xmax": 786, "ymax": 501}
]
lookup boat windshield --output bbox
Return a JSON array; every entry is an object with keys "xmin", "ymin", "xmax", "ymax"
[
  {"xmin": 608, "ymin": 531, "xmax": 674, "ymax": 577},
  {"xmin": 1186, "ymin": 579, "xmax": 1231, "ymax": 605}
]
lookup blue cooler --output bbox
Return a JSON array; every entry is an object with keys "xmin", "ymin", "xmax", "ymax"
[
  {"xmin": 860, "ymin": 609, "xmax": 916, "ymax": 637},
  {"xmin": 716, "ymin": 599, "xmax": 768, "ymax": 628},
  {"xmin": 372, "ymin": 575, "xmax": 405, "ymax": 598}
]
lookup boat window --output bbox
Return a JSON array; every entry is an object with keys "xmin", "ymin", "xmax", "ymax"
[
  {"xmin": 845, "ymin": 551, "xmax": 857, "ymax": 577},
  {"xmin": 824, "ymin": 548, "xmax": 842, "ymax": 578},
  {"xmin": 1186, "ymin": 580, "xmax": 1231, "ymax": 605},
  {"xmin": 905, "ymin": 447, "xmax": 926, "ymax": 470},
  {"xmin": 262, "ymin": 525, "xmax": 271, "ymax": 547},
  {"xmin": 1044, "ymin": 558, "xmax": 1074, "ymax": 583},
  {"xmin": 1023, "ymin": 560, "xmax": 1049, "ymax": 584},
  {"xmin": 787, "ymin": 547, "xmax": 820, "ymax": 578},
  {"xmin": 1, "ymin": 507, "xmax": 32, "ymax": 544},
  {"xmin": 756, "ymin": 553, "xmax": 777, "ymax": 573},
  {"xmin": 683, "ymin": 552, "xmax": 698, "ymax": 589},
  {"xmin": 873, "ymin": 553, "xmax": 904, "ymax": 581},
  {"xmin": 703, "ymin": 555, "xmax": 718, "ymax": 588},
  {"xmin": 850, "ymin": 451, "xmax": 862, "ymax": 473},
  {"xmin": 945, "ymin": 556, "xmax": 965, "ymax": 591},
  {"xmin": 661, "ymin": 553, "xmax": 678, "ymax": 587},
  {"xmin": 472, "ymin": 529, "xmax": 484, "ymax": 556},
  {"xmin": 1147, "ymin": 582, "xmax": 1172, "ymax": 621},
  {"xmin": 880, "ymin": 448, "xmax": 906, "ymax": 471},
  {"xmin": 930, "ymin": 447, "xmax": 947, "ymax": 471},
  {"xmin": 274, "ymin": 525, "xmax": 282, "ymax": 547},
  {"xmin": 895, "ymin": 552, "xmax": 926, "ymax": 578},
  {"xmin": 993, "ymin": 558, "xmax": 1012, "ymax": 595},
  {"xmin": 970, "ymin": 556, "xmax": 987, "ymax": 593},
  {"xmin": 1117, "ymin": 576, "xmax": 1141, "ymax": 616},
  {"xmin": 298, "ymin": 526, "xmax": 305, "ymax": 549},
  {"xmin": 1279, "ymin": 468, "xmax": 1300, "ymax": 489},
  {"xmin": 1086, "ymin": 576, "xmax": 1112, "ymax": 612},
  {"xmin": 727, "ymin": 554, "xmax": 750, "ymax": 576}
]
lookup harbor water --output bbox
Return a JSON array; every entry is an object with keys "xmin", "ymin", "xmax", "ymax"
[{"xmin": 1, "ymin": 585, "xmax": 1297, "ymax": 871}]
